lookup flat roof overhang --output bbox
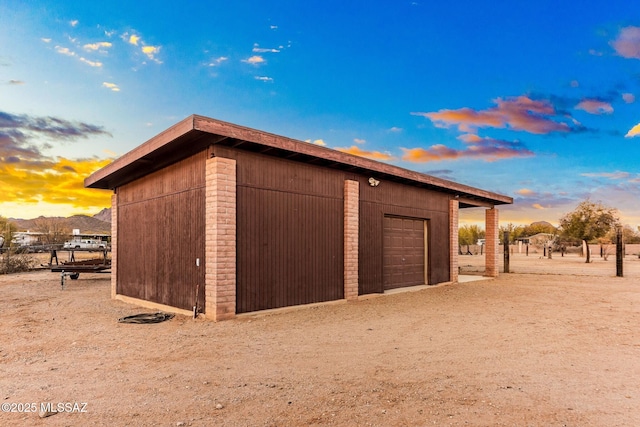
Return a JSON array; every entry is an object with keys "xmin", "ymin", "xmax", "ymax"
[{"xmin": 85, "ymin": 115, "xmax": 513, "ymax": 208}]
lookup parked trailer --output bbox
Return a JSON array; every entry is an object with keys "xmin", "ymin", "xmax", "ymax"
[{"xmin": 49, "ymin": 248, "xmax": 111, "ymax": 288}]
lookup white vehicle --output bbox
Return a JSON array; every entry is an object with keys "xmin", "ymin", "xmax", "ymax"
[{"xmin": 63, "ymin": 238, "xmax": 106, "ymax": 250}]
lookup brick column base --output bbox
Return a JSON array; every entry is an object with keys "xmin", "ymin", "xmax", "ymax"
[
  {"xmin": 449, "ymin": 199, "xmax": 459, "ymax": 283},
  {"xmin": 485, "ymin": 207, "xmax": 499, "ymax": 277},
  {"xmin": 344, "ymin": 180, "xmax": 359, "ymax": 300},
  {"xmin": 205, "ymin": 156, "xmax": 237, "ymax": 321}
]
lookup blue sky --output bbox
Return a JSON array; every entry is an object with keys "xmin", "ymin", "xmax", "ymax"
[{"xmin": 1, "ymin": 0, "xmax": 639, "ymax": 227}]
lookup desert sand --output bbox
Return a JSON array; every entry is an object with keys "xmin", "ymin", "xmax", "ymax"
[{"xmin": 1, "ymin": 253, "xmax": 639, "ymax": 426}]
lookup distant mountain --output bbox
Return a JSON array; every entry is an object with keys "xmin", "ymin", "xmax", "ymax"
[
  {"xmin": 93, "ymin": 208, "xmax": 112, "ymax": 223},
  {"xmin": 66, "ymin": 215, "xmax": 111, "ymax": 234},
  {"xmin": 10, "ymin": 214, "xmax": 111, "ymax": 235}
]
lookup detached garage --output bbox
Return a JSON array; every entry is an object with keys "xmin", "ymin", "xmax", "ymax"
[{"xmin": 85, "ymin": 115, "xmax": 512, "ymax": 320}]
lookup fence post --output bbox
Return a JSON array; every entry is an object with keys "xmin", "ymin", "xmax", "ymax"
[
  {"xmin": 503, "ymin": 231, "xmax": 510, "ymax": 273},
  {"xmin": 616, "ymin": 226, "xmax": 623, "ymax": 277}
]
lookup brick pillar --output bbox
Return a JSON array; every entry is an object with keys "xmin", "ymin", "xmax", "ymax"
[
  {"xmin": 485, "ymin": 207, "xmax": 499, "ymax": 277},
  {"xmin": 344, "ymin": 180, "xmax": 359, "ymax": 300},
  {"xmin": 449, "ymin": 199, "xmax": 459, "ymax": 283},
  {"xmin": 205, "ymin": 157, "xmax": 237, "ymax": 321},
  {"xmin": 110, "ymin": 193, "xmax": 118, "ymax": 299}
]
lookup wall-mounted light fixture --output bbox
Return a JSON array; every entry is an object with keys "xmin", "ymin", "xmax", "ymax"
[{"xmin": 368, "ymin": 177, "xmax": 380, "ymax": 187}]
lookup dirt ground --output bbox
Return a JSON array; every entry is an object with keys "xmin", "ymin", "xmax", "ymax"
[{"xmin": 1, "ymin": 254, "xmax": 639, "ymax": 426}]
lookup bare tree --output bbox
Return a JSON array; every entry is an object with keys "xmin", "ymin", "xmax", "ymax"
[{"xmin": 32, "ymin": 217, "xmax": 70, "ymax": 245}]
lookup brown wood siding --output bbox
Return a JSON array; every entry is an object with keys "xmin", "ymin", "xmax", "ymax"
[
  {"xmin": 359, "ymin": 178, "xmax": 450, "ymax": 295},
  {"xmin": 116, "ymin": 152, "xmax": 206, "ymax": 311},
  {"xmin": 225, "ymin": 146, "xmax": 345, "ymax": 313},
  {"xmin": 214, "ymin": 145, "xmax": 344, "ymax": 198},
  {"xmin": 383, "ymin": 216, "xmax": 425, "ymax": 290},
  {"xmin": 236, "ymin": 187, "xmax": 344, "ymax": 313},
  {"xmin": 113, "ymin": 141, "xmax": 455, "ymax": 312}
]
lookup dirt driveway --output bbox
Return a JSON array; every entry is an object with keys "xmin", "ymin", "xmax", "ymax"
[{"xmin": 1, "ymin": 261, "xmax": 639, "ymax": 426}]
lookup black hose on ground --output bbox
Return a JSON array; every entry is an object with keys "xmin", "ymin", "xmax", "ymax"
[{"xmin": 117, "ymin": 312, "xmax": 175, "ymax": 324}]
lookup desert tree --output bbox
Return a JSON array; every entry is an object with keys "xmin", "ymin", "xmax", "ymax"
[
  {"xmin": 522, "ymin": 222, "xmax": 557, "ymax": 236},
  {"xmin": 458, "ymin": 224, "xmax": 485, "ymax": 246},
  {"xmin": 32, "ymin": 216, "xmax": 70, "ymax": 245},
  {"xmin": 0, "ymin": 216, "xmax": 17, "ymax": 248},
  {"xmin": 499, "ymin": 223, "xmax": 525, "ymax": 243},
  {"xmin": 605, "ymin": 224, "xmax": 640, "ymax": 244},
  {"xmin": 558, "ymin": 200, "xmax": 619, "ymax": 263}
]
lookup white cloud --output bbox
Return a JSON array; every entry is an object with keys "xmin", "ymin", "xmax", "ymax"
[
  {"xmin": 305, "ymin": 139, "xmax": 326, "ymax": 146},
  {"xmin": 255, "ymin": 76, "xmax": 273, "ymax": 82},
  {"xmin": 253, "ymin": 43, "xmax": 280, "ymax": 53},
  {"xmin": 84, "ymin": 42, "xmax": 112, "ymax": 51},
  {"xmin": 389, "ymin": 127, "xmax": 403, "ymax": 133},
  {"xmin": 243, "ymin": 55, "xmax": 265, "ymax": 65},
  {"xmin": 354, "ymin": 138, "xmax": 366, "ymax": 144},
  {"xmin": 102, "ymin": 82, "xmax": 120, "ymax": 92},
  {"xmin": 41, "ymin": 38, "xmax": 51, "ymax": 43},
  {"xmin": 79, "ymin": 57, "xmax": 102, "ymax": 67},
  {"xmin": 69, "ymin": 20, "xmax": 79, "ymax": 27},
  {"xmin": 623, "ymin": 93, "xmax": 635, "ymax": 103},
  {"xmin": 55, "ymin": 46, "xmax": 103, "ymax": 67},
  {"xmin": 122, "ymin": 32, "xmax": 162, "ymax": 63},
  {"xmin": 208, "ymin": 56, "xmax": 228, "ymax": 67},
  {"xmin": 141, "ymin": 45, "xmax": 161, "ymax": 62},
  {"xmin": 581, "ymin": 171, "xmax": 630, "ymax": 180},
  {"xmin": 55, "ymin": 46, "xmax": 75, "ymax": 56}
]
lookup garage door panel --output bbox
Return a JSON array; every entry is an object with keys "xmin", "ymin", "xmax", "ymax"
[{"xmin": 383, "ymin": 216, "xmax": 426, "ymax": 290}]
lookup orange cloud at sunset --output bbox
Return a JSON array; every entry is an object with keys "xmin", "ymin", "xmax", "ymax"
[
  {"xmin": 402, "ymin": 145, "xmax": 459, "ymax": 162},
  {"xmin": 611, "ymin": 26, "xmax": 640, "ymax": 59},
  {"xmin": 575, "ymin": 99, "xmax": 613, "ymax": 114},
  {"xmin": 336, "ymin": 145, "xmax": 395, "ymax": 161},
  {"xmin": 1, "ymin": 157, "xmax": 113, "ymax": 212},
  {"xmin": 243, "ymin": 55, "xmax": 265, "ymax": 65},
  {"xmin": 626, "ymin": 123, "xmax": 640, "ymax": 138},
  {"xmin": 412, "ymin": 96, "xmax": 574, "ymax": 134},
  {"xmin": 0, "ymin": 110, "xmax": 114, "ymax": 218},
  {"xmin": 402, "ymin": 134, "xmax": 534, "ymax": 163},
  {"xmin": 516, "ymin": 188, "xmax": 536, "ymax": 196}
]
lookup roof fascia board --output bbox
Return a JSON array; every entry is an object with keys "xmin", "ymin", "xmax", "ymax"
[
  {"xmin": 195, "ymin": 115, "xmax": 512, "ymax": 205},
  {"xmin": 85, "ymin": 114, "xmax": 512, "ymax": 206},
  {"xmin": 85, "ymin": 115, "xmax": 196, "ymax": 188}
]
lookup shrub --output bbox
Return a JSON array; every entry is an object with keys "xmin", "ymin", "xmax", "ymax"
[{"xmin": 0, "ymin": 251, "xmax": 36, "ymax": 274}]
